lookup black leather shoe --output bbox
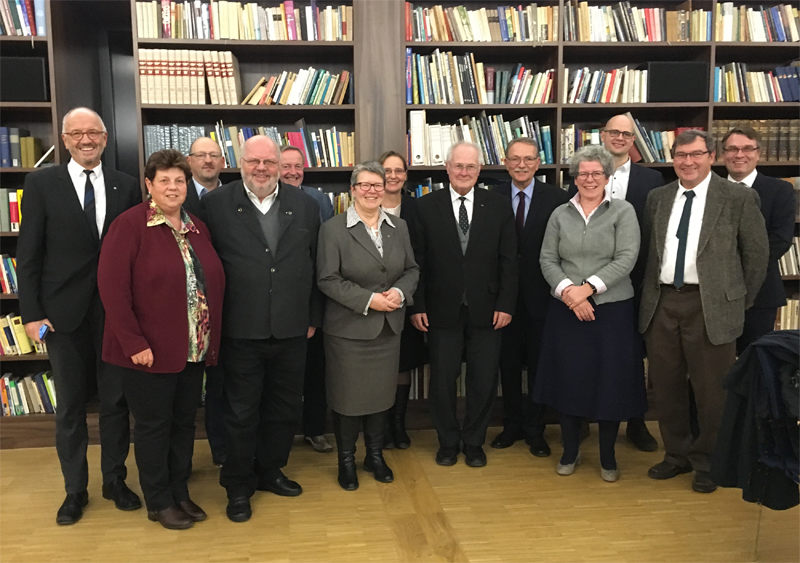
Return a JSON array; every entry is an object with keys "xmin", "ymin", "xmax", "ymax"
[
  {"xmin": 692, "ymin": 471, "xmax": 718, "ymax": 493},
  {"xmin": 212, "ymin": 454, "xmax": 226, "ymax": 467},
  {"xmin": 490, "ymin": 428, "xmax": 523, "ymax": 449},
  {"xmin": 148, "ymin": 506, "xmax": 193, "ymax": 530},
  {"xmin": 363, "ymin": 449, "xmax": 394, "ymax": 483},
  {"xmin": 528, "ymin": 436, "xmax": 552, "ymax": 458},
  {"xmin": 56, "ymin": 491, "xmax": 88, "ymax": 525},
  {"xmin": 648, "ymin": 460, "xmax": 692, "ymax": 480},
  {"xmin": 337, "ymin": 451, "xmax": 359, "ymax": 491},
  {"xmin": 226, "ymin": 496, "xmax": 251, "ymax": 522},
  {"xmin": 102, "ymin": 479, "xmax": 142, "ymax": 511},
  {"xmin": 435, "ymin": 446, "xmax": 458, "ymax": 466},
  {"xmin": 257, "ymin": 472, "xmax": 303, "ymax": 497},
  {"xmin": 177, "ymin": 499, "xmax": 207, "ymax": 522},
  {"xmin": 626, "ymin": 419, "xmax": 658, "ymax": 452},
  {"xmin": 463, "ymin": 445, "xmax": 487, "ymax": 467}
]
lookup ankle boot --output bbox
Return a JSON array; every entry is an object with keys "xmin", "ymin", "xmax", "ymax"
[
  {"xmin": 362, "ymin": 412, "xmax": 394, "ymax": 483},
  {"xmin": 332, "ymin": 411, "xmax": 359, "ymax": 491},
  {"xmin": 391, "ymin": 384, "xmax": 411, "ymax": 449}
]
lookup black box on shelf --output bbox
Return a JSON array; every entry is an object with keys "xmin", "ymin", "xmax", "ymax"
[
  {"xmin": 0, "ymin": 57, "xmax": 49, "ymax": 102},
  {"xmin": 642, "ymin": 62, "xmax": 709, "ymax": 103}
]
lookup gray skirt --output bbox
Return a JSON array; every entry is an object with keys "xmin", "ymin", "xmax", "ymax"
[{"xmin": 324, "ymin": 321, "xmax": 401, "ymax": 416}]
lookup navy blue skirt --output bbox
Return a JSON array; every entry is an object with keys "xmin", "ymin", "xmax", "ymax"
[{"xmin": 532, "ymin": 297, "xmax": 647, "ymax": 421}]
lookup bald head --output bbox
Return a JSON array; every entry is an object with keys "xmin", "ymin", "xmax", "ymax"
[
  {"xmin": 188, "ymin": 137, "xmax": 225, "ymax": 190},
  {"xmin": 61, "ymin": 107, "xmax": 108, "ymax": 169},
  {"xmin": 240, "ymin": 135, "xmax": 281, "ymax": 199},
  {"xmin": 600, "ymin": 114, "xmax": 637, "ymax": 163}
]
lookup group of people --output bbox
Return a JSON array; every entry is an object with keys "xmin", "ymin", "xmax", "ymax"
[{"xmin": 16, "ymin": 107, "xmax": 793, "ymax": 530}]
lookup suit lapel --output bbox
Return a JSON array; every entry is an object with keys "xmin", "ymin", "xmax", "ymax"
[
  {"xmin": 654, "ymin": 182, "xmax": 679, "ymax": 262},
  {"xmin": 101, "ymin": 166, "xmax": 120, "ymax": 238},
  {"xmin": 466, "ymin": 188, "xmax": 487, "ymax": 254},
  {"xmin": 697, "ymin": 176, "xmax": 727, "ymax": 256},
  {"xmin": 522, "ymin": 181, "xmax": 547, "ymax": 243},
  {"xmin": 276, "ymin": 183, "xmax": 295, "ymax": 245},
  {"xmin": 435, "ymin": 189, "xmax": 462, "ymax": 251},
  {"xmin": 233, "ymin": 182, "xmax": 269, "ymax": 247},
  {"xmin": 348, "ymin": 220, "xmax": 386, "ymax": 265},
  {"xmin": 56, "ymin": 164, "xmax": 96, "ymax": 241}
]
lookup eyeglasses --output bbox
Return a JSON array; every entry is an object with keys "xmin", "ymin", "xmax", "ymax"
[
  {"xmin": 723, "ymin": 146, "xmax": 759, "ymax": 155},
  {"xmin": 451, "ymin": 164, "xmax": 479, "ymax": 173},
  {"xmin": 189, "ymin": 152, "xmax": 223, "ymax": 160},
  {"xmin": 576, "ymin": 171, "xmax": 607, "ymax": 180},
  {"xmin": 604, "ymin": 129, "xmax": 635, "ymax": 140},
  {"xmin": 65, "ymin": 130, "xmax": 105, "ymax": 141},
  {"xmin": 354, "ymin": 182, "xmax": 385, "ymax": 192},
  {"xmin": 241, "ymin": 157, "xmax": 279, "ymax": 168},
  {"xmin": 505, "ymin": 156, "xmax": 539, "ymax": 165},
  {"xmin": 673, "ymin": 150, "xmax": 711, "ymax": 161},
  {"xmin": 384, "ymin": 168, "xmax": 407, "ymax": 176}
]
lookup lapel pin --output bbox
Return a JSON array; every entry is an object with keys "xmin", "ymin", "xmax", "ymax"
[
  {"xmin": 113, "ymin": 186, "xmax": 117, "ymax": 190},
  {"xmin": 237, "ymin": 207, "xmax": 243, "ymax": 212},
  {"xmin": 286, "ymin": 211, "xmax": 292, "ymax": 215}
]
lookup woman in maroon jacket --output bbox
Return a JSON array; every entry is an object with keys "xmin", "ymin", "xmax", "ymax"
[{"xmin": 98, "ymin": 149, "xmax": 224, "ymax": 530}]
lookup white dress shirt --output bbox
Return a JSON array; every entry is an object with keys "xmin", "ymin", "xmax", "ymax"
[
  {"xmin": 727, "ymin": 169, "xmax": 758, "ymax": 188},
  {"xmin": 658, "ymin": 172, "xmax": 711, "ymax": 285},
  {"xmin": 245, "ymin": 182, "xmax": 279, "ymax": 214},
  {"xmin": 449, "ymin": 185, "xmax": 474, "ymax": 224},
  {"xmin": 608, "ymin": 158, "xmax": 631, "ymax": 201},
  {"xmin": 67, "ymin": 158, "xmax": 106, "ymax": 235}
]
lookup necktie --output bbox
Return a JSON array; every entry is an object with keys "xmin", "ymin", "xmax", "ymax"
[
  {"xmin": 673, "ymin": 190, "xmax": 696, "ymax": 289},
  {"xmin": 458, "ymin": 196, "xmax": 469, "ymax": 235},
  {"xmin": 83, "ymin": 169, "xmax": 99, "ymax": 241},
  {"xmin": 515, "ymin": 191, "xmax": 526, "ymax": 237}
]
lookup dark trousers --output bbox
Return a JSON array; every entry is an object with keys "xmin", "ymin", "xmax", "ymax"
[
  {"xmin": 427, "ymin": 306, "xmax": 501, "ymax": 448},
  {"xmin": 736, "ymin": 307, "xmax": 778, "ymax": 355},
  {"xmin": 499, "ymin": 311, "xmax": 546, "ymax": 438},
  {"xmin": 47, "ymin": 292, "xmax": 130, "ymax": 494},
  {"xmin": 122, "ymin": 362, "xmax": 204, "ymax": 512},
  {"xmin": 203, "ymin": 362, "xmax": 226, "ymax": 460},
  {"xmin": 302, "ymin": 329, "xmax": 327, "ymax": 437},
  {"xmin": 645, "ymin": 285, "xmax": 735, "ymax": 473},
  {"xmin": 219, "ymin": 335, "xmax": 307, "ymax": 499}
]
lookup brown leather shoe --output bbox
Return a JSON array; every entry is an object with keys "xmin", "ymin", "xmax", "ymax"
[
  {"xmin": 178, "ymin": 499, "xmax": 207, "ymax": 522},
  {"xmin": 147, "ymin": 506, "xmax": 194, "ymax": 530}
]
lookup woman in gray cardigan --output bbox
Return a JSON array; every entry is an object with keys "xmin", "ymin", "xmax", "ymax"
[
  {"xmin": 316, "ymin": 162, "xmax": 419, "ymax": 491},
  {"xmin": 532, "ymin": 145, "xmax": 646, "ymax": 483}
]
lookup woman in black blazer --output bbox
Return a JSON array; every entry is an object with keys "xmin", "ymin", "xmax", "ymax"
[{"xmin": 377, "ymin": 151, "xmax": 427, "ymax": 449}]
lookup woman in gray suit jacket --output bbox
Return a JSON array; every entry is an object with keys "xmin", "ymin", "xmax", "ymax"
[{"xmin": 317, "ymin": 162, "xmax": 420, "ymax": 491}]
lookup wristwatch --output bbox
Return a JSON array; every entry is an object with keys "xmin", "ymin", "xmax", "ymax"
[{"xmin": 582, "ymin": 279, "xmax": 597, "ymax": 294}]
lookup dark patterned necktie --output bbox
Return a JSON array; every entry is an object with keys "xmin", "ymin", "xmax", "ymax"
[
  {"xmin": 673, "ymin": 190, "xmax": 695, "ymax": 288},
  {"xmin": 516, "ymin": 191, "xmax": 526, "ymax": 237},
  {"xmin": 458, "ymin": 196, "xmax": 469, "ymax": 235},
  {"xmin": 83, "ymin": 169, "xmax": 99, "ymax": 241}
]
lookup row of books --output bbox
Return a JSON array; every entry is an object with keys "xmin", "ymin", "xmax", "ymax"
[
  {"xmin": 241, "ymin": 68, "xmax": 352, "ymax": 106},
  {"xmin": 715, "ymin": 3, "xmax": 799, "ymax": 42},
  {"xmin": 0, "ymin": 189, "xmax": 20, "ymax": 232},
  {"xmin": 405, "ymin": 3, "xmax": 559, "ymax": 43},
  {"xmin": 711, "ymin": 119, "xmax": 800, "ymax": 162},
  {"xmin": 775, "ymin": 299, "xmax": 799, "ymax": 331},
  {"xmin": 136, "ymin": 0, "xmax": 351, "ymax": 41},
  {"xmin": 714, "ymin": 64, "xmax": 800, "ymax": 103},
  {"xmin": 560, "ymin": 123, "xmax": 698, "ymax": 165},
  {"xmin": 0, "ymin": 0, "xmax": 45, "ymax": 36},
  {"xmin": 563, "ymin": 2, "xmax": 707, "ymax": 42},
  {"xmin": 0, "ymin": 128, "xmax": 45, "ymax": 169},
  {"xmin": 0, "ymin": 373, "xmax": 56, "ymax": 416},
  {"xmin": 138, "ymin": 49, "xmax": 242, "ymax": 105},
  {"xmin": 0, "ymin": 253, "xmax": 17, "ymax": 294},
  {"xmin": 778, "ymin": 237, "xmax": 800, "ymax": 277},
  {"xmin": 563, "ymin": 66, "xmax": 648, "ymax": 104},
  {"xmin": 409, "ymin": 109, "xmax": 554, "ymax": 167},
  {"xmin": 0, "ymin": 313, "xmax": 46, "ymax": 356}
]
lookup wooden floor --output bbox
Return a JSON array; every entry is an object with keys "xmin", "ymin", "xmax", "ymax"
[{"xmin": 1, "ymin": 424, "xmax": 797, "ymax": 563}]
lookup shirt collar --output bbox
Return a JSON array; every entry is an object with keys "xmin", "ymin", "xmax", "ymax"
[
  {"xmin": 727, "ymin": 169, "xmax": 758, "ymax": 188},
  {"xmin": 616, "ymin": 158, "xmax": 631, "ymax": 174},
  {"xmin": 346, "ymin": 205, "xmax": 395, "ymax": 229},
  {"xmin": 511, "ymin": 178, "xmax": 535, "ymax": 199},
  {"xmin": 244, "ymin": 181, "xmax": 279, "ymax": 205},
  {"xmin": 68, "ymin": 158, "xmax": 103, "ymax": 179},
  {"xmin": 449, "ymin": 185, "xmax": 474, "ymax": 203},
  {"xmin": 678, "ymin": 171, "xmax": 712, "ymax": 197},
  {"xmin": 192, "ymin": 177, "xmax": 221, "ymax": 199},
  {"xmin": 146, "ymin": 198, "xmax": 198, "ymax": 234},
  {"xmin": 569, "ymin": 186, "xmax": 612, "ymax": 208}
]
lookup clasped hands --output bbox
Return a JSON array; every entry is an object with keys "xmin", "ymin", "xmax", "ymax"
[
  {"xmin": 562, "ymin": 284, "xmax": 595, "ymax": 321},
  {"xmin": 369, "ymin": 288, "xmax": 403, "ymax": 312}
]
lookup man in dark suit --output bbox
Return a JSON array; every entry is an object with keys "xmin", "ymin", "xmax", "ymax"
[
  {"xmin": 410, "ymin": 141, "xmax": 518, "ymax": 468},
  {"xmin": 202, "ymin": 135, "xmax": 323, "ymax": 522},
  {"xmin": 490, "ymin": 137, "xmax": 568, "ymax": 456},
  {"xmin": 183, "ymin": 136, "xmax": 227, "ymax": 467},
  {"xmin": 639, "ymin": 130, "xmax": 768, "ymax": 493},
  {"xmin": 567, "ymin": 114, "xmax": 664, "ymax": 452},
  {"xmin": 280, "ymin": 144, "xmax": 334, "ymax": 454},
  {"xmin": 721, "ymin": 127, "xmax": 796, "ymax": 353},
  {"xmin": 17, "ymin": 107, "xmax": 142, "ymax": 525}
]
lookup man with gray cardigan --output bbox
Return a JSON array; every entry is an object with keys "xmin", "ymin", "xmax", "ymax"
[{"xmin": 639, "ymin": 130, "xmax": 768, "ymax": 494}]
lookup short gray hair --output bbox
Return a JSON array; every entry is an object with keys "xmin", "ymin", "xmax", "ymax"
[
  {"xmin": 506, "ymin": 136, "xmax": 539, "ymax": 155},
  {"xmin": 61, "ymin": 107, "xmax": 107, "ymax": 134},
  {"xmin": 569, "ymin": 145, "xmax": 614, "ymax": 178},
  {"xmin": 673, "ymin": 129, "xmax": 715, "ymax": 155},
  {"xmin": 350, "ymin": 161, "xmax": 386, "ymax": 186},
  {"xmin": 446, "ymin": 141, "xmax": 483, "ymax": 165}
]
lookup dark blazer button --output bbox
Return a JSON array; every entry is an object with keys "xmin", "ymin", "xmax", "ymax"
[
  {"xmin": 380, "ymin": 283, "xmax": 385, "ymax": 288},
  {"xmin": 381, "ymin": 267, "xmax": 386, "ymax": 273}
]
